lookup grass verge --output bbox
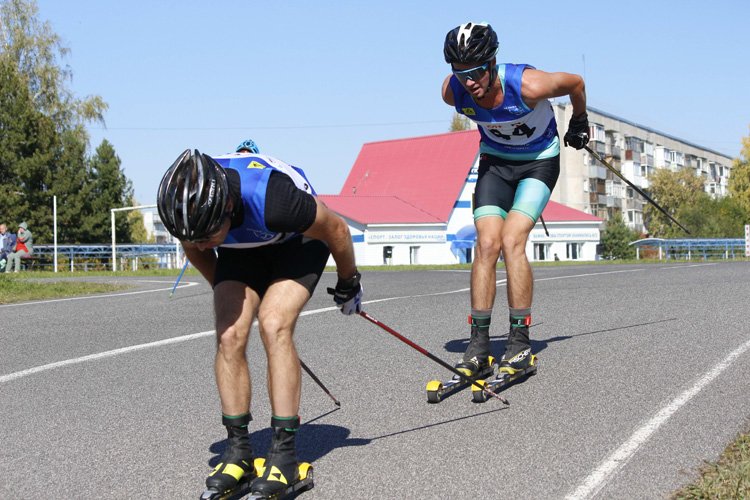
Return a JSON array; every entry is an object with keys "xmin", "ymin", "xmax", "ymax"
[
  {"xmin": 0, "ymin": 274, "xmax": 131, "ymax": 304},
  {"xmin": 672, "ymin": 429, "xmax": 750, "ymax": 499}
]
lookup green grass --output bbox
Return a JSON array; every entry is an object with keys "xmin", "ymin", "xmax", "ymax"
[
  {"xmin": 672, "ymin": 430, "xmax": 750, "ymax": 499},
  {"xmin": 0, "ymin": 274, "xmax": 131, "ymax": 304}
]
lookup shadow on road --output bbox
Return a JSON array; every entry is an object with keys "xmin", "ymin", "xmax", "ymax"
[
  {"xmin": 443, "ymin": 318, "xmax": 677, "ymax": 357},
  {"xmin": 208, "ymin": 408, "xmax": 369, "ymax": 466}
]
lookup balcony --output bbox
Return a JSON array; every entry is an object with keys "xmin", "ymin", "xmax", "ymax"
[
  {"xmin": 605, "ymin": 144, "xmax": 622, "ymax": 158},
  {"xmin": 640, "ymin": 153, "xmax": 654, "ymax": 167}
]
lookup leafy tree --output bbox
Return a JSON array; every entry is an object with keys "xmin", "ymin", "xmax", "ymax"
[
  {"xmin": 644, "ymin": 168, "xmax": 706, "ymax": 238},
  {"xmin": 600, "ymin": 216, "xmax": 639, "ymax": 259},
  {"xmin": 677, "ymin": 195, "xmax": 745, "ymax": 238},
  {"xmin": 0, "ymin": 56, "xmax": 57, "ymax": 240},
  {"xmin": 0, "ymin": 0, "xmax": 106, "ymax": 133},
  {"xmin": 450, "ymin": 112, "xmax": 472, "ymax": 132},
  {"xmin": 0, "ymin": 0, "xmax": 138, "ymax": 245},
  {"xmin": 728, "ymin": 128, "xmax": 750, "ymax": 219},
  {"xmin": 126, "ymin": 197, "xmax": 151, "ymax": 243},
  {"xmin": 85, "ymin": 140, "xmax": 132, "ymax": 241}
]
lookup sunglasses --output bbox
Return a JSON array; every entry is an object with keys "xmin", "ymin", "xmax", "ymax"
[{"xmin": 452, "ymin": 62, "xmax": 490, "ymax": 83}]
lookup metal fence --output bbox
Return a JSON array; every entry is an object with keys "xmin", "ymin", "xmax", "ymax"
[
  {"xmin": 26, "ymin": 244, "xmax": 181, "ymax": 272},
  {"xmin": 630, "ymin": 238, "xmax": 747, "ymax": 260}
]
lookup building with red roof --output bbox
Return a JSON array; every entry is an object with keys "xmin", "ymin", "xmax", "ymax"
[{"xmin": 321, "ymin": 129, "xmax": 602, "ymax": 265}]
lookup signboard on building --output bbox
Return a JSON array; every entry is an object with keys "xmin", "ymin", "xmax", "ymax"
[
  {"xmin": 529, "ymin": 228, "xmax": 600, "ymax": 242},
  {"xmin": 745, "ymin": 224, "xmax": 750, "ymax": 257},
  {"xmin": 365, "ymin": 231, "xmax": 446, "ymax": 244}
]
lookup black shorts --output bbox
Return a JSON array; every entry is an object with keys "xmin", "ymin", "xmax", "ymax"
[
  {"xmin": 214, "ymin": 236, "xmax": 330, "ymax": 298},
  {"xmin": 473, "ymin": 153, "xmax": 560, "ymax": 221}
]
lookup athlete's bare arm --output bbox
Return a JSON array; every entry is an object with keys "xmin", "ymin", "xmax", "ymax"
[
  {"xmin": 182, "ymin": 243, "xmax": 218, "ymax": 285},
  {"xmin": 442, "ymin": 75, "xmax": 455, "ymax": 106},
  {"xmin": 303, "ymin": 198, "xmax": 357, "ymax": 279},
  {"xmin": 522, "ymin": 69, "xmax": 586, "ymax": 116}
]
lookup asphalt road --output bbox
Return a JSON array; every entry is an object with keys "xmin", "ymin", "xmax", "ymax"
[{"xmin": 1, "ymin": 262, "xmax": 749, "ymax": 499}]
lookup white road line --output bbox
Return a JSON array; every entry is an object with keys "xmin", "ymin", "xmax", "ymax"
[
  {"xmin": 565, "ymin": 335, "xmax": 750, "ymax": 500},
  {"xmin": 661, "ymin": 263, "xmax": 717, "ymax": 269},
  {"xmin": 0, "ymin": 281, "xmax": 199, "ymax": 308},
  {"xmin": 0, "ymin": 267, "xmax": 676, "ymax": 384},
  {"xmin": 0, "ymin": 330, "xmax": 215, "ymax": 383}
]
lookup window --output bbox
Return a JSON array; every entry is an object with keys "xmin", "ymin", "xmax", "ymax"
[
  {"xmin": 566, "ymin": 243, "xmax": 581, "ymax": 260},
  {"xmin": 409, "ymin": 246, "xmax": 420, "ymax": 265},
  {"xmin": 534, "ymin": 243, "xmax": 549, "ymax": 261},
  {"xmin": 383, "ymin": 246, "xmax": 393, "ymax": 265}
]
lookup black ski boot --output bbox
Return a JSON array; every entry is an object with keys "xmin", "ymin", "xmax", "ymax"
[
  {"xmin": 455, "ymin": 314, "xmax": 493, "ymax": 377},
  {"xmin": 201, "ymin": 414, "xmax": 255, "ymax": 500},
  {"xmin": 471, "ymin": 319, "xmax": 537, "ymax": 402},
  {"xmin": 496, "ymin": 320, "xmax": 537, "ymax": 385},
  {"xmin": 250, "ymin": 416, "xmax": 302, "ymax": 499}
]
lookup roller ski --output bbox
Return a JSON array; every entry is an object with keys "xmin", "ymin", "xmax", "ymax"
[
  {"xmin": 427, "ymin": 313, "xmax": 495, "ymax": 403},
  {"xmin": 472, "ymin": 321, "xmax": 537, "ymax": 403},
  {"xmin": 247, "ymin": 416, "xmax": 314, "ymax": 500},
  {"xmin": 200, "ymin": 415, "xmax": 256, "ymax": 500},
  {"xmin": 426, "ymin": 356, "xmax": 495, "ymax": 403}
]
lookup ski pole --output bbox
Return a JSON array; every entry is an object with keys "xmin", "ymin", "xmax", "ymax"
[
  {"xmin": 300, "ymin": 359, "xmax": 341, "ymax": 408},
  {"xmin": 584, "ymin": 145, "xmax": 690, "ymax": 234},
  {"xmin": 169, "ymin": 260, "xmax": 189, "ymax": 298},
  {"xmin": 358, "ymin": 311, "xmax": 509, "ymax": 405},
  {"xmin": 539, "ymin": 215, "xmax": 550, "ymax": 237}
]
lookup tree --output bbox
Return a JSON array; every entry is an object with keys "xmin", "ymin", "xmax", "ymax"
[
  {"xmin": 0, "ymin": 56, "xmax": 57, "ymax": 241},
  {"xmin": 0, "ymin": 0, "xmax": 138, "ymax": 245},
  {"xmin": 450, "ymin": 112, "xmax": 472, "ymax": 132},
  {"xmin": 0, "ymin": 0, "xmax": 106, "ymax": 134},
  {"xmin": 126, "ymin": 197, "xmax": 151, "ymax": 243},
  {"xmin": 644, "ymin": 168, "xmax": 707, "ymax": 238},
  {"xmin": 600, "ymin": 216, "xmax": 639, "ymax": 259},
  {"xmin": 728, "ymin": 127, "xmax": 750, "ymax": 219},
  {"xmin": 86, "ymin": 140, "xmax": 134, "ymax": 242}
]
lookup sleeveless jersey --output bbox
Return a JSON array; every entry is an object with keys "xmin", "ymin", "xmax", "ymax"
[
  {"xmin": 449, "ymin": 63, "xmax": 559, "ymax": 160},
  {"xmin": 212, "ymin": 153, "xmax": 316, "ymax": 248}
]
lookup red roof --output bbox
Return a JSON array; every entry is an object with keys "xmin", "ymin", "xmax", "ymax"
[
  {"xmin": 323, "ymin": 129, "xmax": 601, "ymax": 224},
  {"xmin": 542, "ymin": 200, "xmax": 601, "ymax": 222},
  {"xmin": 318, "ymin": 195, "xmax": 443, "ymax": 224}
]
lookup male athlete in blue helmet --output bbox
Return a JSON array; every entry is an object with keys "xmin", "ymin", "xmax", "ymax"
[
  {"xmin": 236, "ymin": 138, "xmax": 260, "ymax": 154},
  {"xmin": 442, "ymin": 22, "xmax": 589, "ymax": 393},
  {"xmin": 158, "ymin": 149, "xmax": 362, "ymax": 499}
]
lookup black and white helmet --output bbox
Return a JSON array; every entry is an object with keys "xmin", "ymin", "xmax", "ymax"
[
  {"xmin": 157, "ymin": 149, "xmax": 229, "ymax": 241},
  {"xmin": 443, "ymin": 22, "xmax": 499, "ymax": 65}
]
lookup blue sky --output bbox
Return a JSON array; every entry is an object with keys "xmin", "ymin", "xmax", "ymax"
[{"xmin": 35, "ymin": 0, "xmax": 750, "ymax": 204}]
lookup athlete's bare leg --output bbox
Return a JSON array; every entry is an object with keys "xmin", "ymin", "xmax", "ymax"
[
  {"xmin": 257, "ymin": 279, "xmax": 311, "ymax": 417},
  {"xmin": 501, "ymin": 212, "xmax": 536, "ymax": 308},
  {"xmin": 471, "ymin": 215, "xmax": 505, "ymax": 310},
  {"xmin": 213, "ymin": 281, "xmax": 261, "ymax": 415}
]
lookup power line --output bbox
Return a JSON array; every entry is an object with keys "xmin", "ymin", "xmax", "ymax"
[{"xmin": 90, "ymin": 119, "xmax": 449, "ymax": 131}]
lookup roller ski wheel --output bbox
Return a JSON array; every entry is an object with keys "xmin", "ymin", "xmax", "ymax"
[
  {"xmin": 471, "ymin": 354, "xmax": 538, "ymax": 403},
  {"xmin": 426, "ymin": 356, "xmax": 495, "ymax": 404},
  {"xmin": 246, "ymin": 458, "xmax": 314, "ymax": 499}
]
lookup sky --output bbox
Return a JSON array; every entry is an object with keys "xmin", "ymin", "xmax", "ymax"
[{"xmin": 34, "ymin": 0, "xmax": 750, "ymax": 205}]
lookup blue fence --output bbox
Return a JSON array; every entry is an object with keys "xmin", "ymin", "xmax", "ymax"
[
  {"xmin": 27, "ymin": 244, "xmax": 181, "ymax": 271},
  {"xmin": 630, "ymin": 238, "xmax": 747, "ymax": 260}
]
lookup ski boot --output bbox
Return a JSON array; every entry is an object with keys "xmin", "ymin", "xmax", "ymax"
[
  {"xmin": 427, "ymin": 315, "xmax": 495, "ymax": 403},
  {"xmin": 248, "ymin": 416, "xmax": 314, "ymax": 500},
  {"xmin": 472, "ymin": 323, "xmax": 537, "ymax": 403},
  {"xmin": 200, "ymin": 414, "xmax": 256, "ymax": 500}
]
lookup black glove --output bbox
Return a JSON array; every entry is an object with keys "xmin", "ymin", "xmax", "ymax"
[
  {"xmin": 564, "ymin": 112, "xmax": 589, "ymax": 150},
  {"xmin": 327, "ymin": 271, "xmax": 363, "ymax": 315}
]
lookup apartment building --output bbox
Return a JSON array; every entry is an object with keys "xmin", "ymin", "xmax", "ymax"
[{"xmin": 552, "ymin": 104, "xmax": 733, "ymax": 232}]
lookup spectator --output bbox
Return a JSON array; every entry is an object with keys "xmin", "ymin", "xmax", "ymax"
[
  {"xmin": 5, "ymin": 221, "xmax": 33, "ymax": 273},
  {"xmin": 0, "ymin": 223, "xmax": 16, "ymax": 272}
]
